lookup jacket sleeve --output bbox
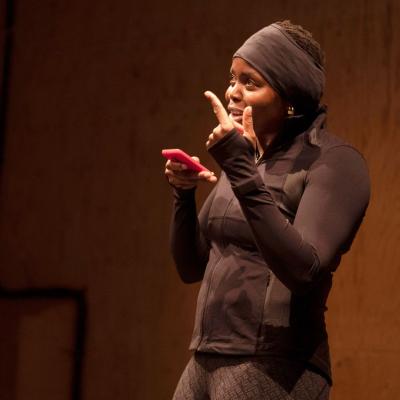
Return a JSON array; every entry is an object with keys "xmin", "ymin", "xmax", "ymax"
[
  {"xmin": 208, "ymin": 129, "xmax": 370, "ymax": 294},
  {"xmin": 169, "ymin": 185, "xmax": 217, "ymax": 283}
]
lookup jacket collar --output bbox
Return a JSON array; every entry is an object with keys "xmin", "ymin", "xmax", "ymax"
[{"xmin": 260, "ymin": 105, "xmax": 327, "ymax": 160}]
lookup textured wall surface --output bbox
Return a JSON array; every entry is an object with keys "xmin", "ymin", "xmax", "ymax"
[{"xmin": 0, "ymin": 0, "xmax": 399, "ymax": 399}]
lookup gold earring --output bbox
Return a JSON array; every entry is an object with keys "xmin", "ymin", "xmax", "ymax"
[{"xmin": 287, "ymin": 106, "xmax": 295, "ymax": 116}]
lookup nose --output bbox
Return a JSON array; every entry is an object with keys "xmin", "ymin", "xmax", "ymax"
[{"xmin": 227, "ymin": 82, "xmax": 243, "ymax": 103}]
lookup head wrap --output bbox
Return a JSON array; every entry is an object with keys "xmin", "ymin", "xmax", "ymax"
[{"xmin": 233, "ymin": 23, "xmax": 325, "ymax": 114}]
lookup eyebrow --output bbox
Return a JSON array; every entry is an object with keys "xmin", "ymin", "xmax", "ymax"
[{"xmin": 230, "ymin": 68, "xmax": 261, "ymax": 80}]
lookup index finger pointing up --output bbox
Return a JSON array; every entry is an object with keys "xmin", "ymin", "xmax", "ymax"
[{"xmin": 204, "ymin": 91, "xmax": 233, "ymax": 131}]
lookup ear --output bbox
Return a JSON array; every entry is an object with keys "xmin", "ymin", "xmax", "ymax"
[{"xmin": 283, "ymin": 100, "xmax": 294, "ymax": 118}]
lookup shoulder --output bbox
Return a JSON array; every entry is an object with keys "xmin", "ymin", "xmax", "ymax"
[
  {"xmin": 305, "ymin": 129, "xmax": 370, "ymax": 196},
  {"xmin": 307, "ymin": 128, "xmax": 368, "ymax": 170}
]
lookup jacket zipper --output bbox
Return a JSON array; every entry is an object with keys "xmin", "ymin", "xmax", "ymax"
[
  {"xmin": 198, "ymin": 194, "xmax": 235, "ymax": 345},
  {"xmin": 197, "ymin": 251, "xmax": 223, "ymax": 344},
  {"xmin": 255, "ymin": 268, "xmax": 271, "ymax": 351}
]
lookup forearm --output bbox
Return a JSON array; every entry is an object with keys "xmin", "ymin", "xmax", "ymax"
[
  {"xmin": 232, "ymin": 185, "xmax": 320, "ymax": 293},
  {"xmin": 170, "ymin": 188, "xmax": 210, "ymax": 283},
  {"xmin": 208, "ymin": 129, "xmax": 369, "ymax": 294}
]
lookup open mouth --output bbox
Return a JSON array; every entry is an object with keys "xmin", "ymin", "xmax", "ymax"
[{"xmin": 229, "ymin": 112, "xmax": 243, "ymax": 123}]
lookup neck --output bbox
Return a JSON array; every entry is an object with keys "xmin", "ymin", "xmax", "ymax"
[{"xmin": 256, "ymin": 131, "xmax": 279, "ymax": 154}]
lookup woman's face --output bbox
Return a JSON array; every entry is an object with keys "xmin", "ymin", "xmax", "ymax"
[{"xmin": 225, "ymin": 57, "xmax": 287, "ymax": 136}]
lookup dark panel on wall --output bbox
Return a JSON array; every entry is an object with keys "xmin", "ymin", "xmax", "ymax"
[
  {"xmin": 0, "ymin": 295, "xmax": 77, "ymax": 399},
  {"xmin": 0, "ymin": 0, "xmax": 14, "ymax": 164},
  {"xmin": 0, "ymin": 0, "xmax": 398, "ymax": 399}
]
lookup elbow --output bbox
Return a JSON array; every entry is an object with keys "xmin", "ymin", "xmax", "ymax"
[
  {"xmin": 172, "ymin": 250, "xmax": 208, "ymax": 284},
  {"xmin": 180, "ymin": 276, "xmax": 202, "ymax": 284},
  {"xmin": 281, "ymin": 258, "xmax": 327, "ymax": 296},
  {"xmin": 175, "ymin": 263, "xmax": 204, "ymax": 284},
  {"xmin": 287, "ymin": 273, "xmax": 317, "ymax": 295},
  {"xmin": 289, "ymin": 246, "xmax": 330, "ymax": 295},
  {"xmin": 178, "ymin": 271, "xmax": 202, "ymax": 284}
]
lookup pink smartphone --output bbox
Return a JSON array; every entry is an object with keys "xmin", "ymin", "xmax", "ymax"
[{"xmin": 161, "ymin": 149, "xmax": 209, "ymax": 172}]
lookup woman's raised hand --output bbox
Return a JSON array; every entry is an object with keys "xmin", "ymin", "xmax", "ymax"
[
  {"xmin": 165, "ymin": 157, "xmax": 217, "ymax": 190},
  {"xmin": 204, "ymin": 91, "xmax": 257, "ymax": 150},
  {"xmin": 165, "ymin": 91, "xmax": 259, "ymax": 190}
]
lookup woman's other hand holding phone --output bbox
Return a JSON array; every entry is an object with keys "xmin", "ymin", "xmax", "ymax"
[{"xmin": 165, "ymin": 157, "xmax": 217, "ymax": 190}]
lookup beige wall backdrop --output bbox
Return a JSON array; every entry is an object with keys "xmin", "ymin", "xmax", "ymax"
[{"xmin": 0, "ymin": 0, "xmax": 399, "ymax": 399}]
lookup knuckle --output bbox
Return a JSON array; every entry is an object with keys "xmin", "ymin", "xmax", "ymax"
[{"xmin": 222, "ymin": 123, "xmax": 232, "ymax": 132}]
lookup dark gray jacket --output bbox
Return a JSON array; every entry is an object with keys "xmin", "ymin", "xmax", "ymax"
[{"xmin": 170, "ymin": 111, "xmax": 370, "ymax": 382}]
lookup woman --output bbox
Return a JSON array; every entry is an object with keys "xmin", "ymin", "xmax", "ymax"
[{"xmin": 165, "ymin": 20, "xmax": 370, "ymax": 400}]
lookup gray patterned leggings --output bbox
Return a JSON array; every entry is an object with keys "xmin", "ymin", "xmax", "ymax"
[{"xmin": 172, "ymin": 353, "xmax": 330, "ymax": 400}]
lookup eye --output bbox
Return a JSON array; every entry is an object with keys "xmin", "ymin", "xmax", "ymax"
[
  {"xmin": 245, "ymin": 79, "xmax": 256, "ymax": 88},
  {"xmin": 229, "ymin": 74, "xmax": 236, "ymax": 86}
]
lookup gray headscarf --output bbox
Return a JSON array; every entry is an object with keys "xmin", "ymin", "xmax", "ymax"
[{"xmin": 233, "ymin": 23, "xmax": 325, "ymax": 115}]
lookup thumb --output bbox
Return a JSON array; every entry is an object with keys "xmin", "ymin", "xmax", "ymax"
[
  {"xmin": 242, "ymin": 106, "xmax": 255, "ymax": 134},
  {"xmin": 229, "ymin": 118, "xmax": 244, "ymax": 134},
  {"xmin": 242, "ymin": 106, "xmax": 257, "ymax": 148}
]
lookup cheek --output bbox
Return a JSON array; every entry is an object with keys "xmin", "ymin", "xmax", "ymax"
[
  {"xmin": 252, "ymin": 108, "xmax": 268, "ymax": 131},
  {"xmin": 251, "ymin": 98, "xmax": 285, "ymax": 132},
  {"xmin": 252, "ymin": 92, "xmax": 284, "ymax": 117}
]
